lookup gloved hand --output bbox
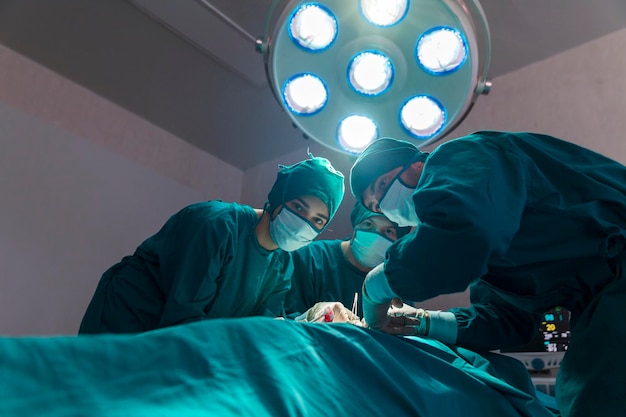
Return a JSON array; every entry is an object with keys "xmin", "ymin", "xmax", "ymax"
[
  {"xmin": 297, "ymin": 302, "xmax": 364, "ymax": 326},
  {"xmin": 386, "ymin": 303, "xmax": 458, "ymax": 344},
  {"xmin": 387, "ymin": 303, "xmax": 429, "ymax": 336}
]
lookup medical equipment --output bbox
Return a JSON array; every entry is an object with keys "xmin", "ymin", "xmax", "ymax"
[
  {"xmin": 259, "ymin": 0, "xmax": 492, "ymax": 154},
  {"xmin": 500, "ymin": 307, "xmax": 570, "ymax": 371}
]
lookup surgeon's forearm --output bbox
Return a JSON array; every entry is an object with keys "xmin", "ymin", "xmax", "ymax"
[
  {"xmin": 426, "ymin": 310, "xmax": 458, "ymax": 344},
  {"xmin": 363, "ymin": 264, "xmax": 399, "ymax": 303},
  {"xmin": 364, "ymin": 262, "xmax": 458, "ymax": 343},
  {"xmin": 361, "ymin": 264, "xmax": 398, "ymax": 330}
]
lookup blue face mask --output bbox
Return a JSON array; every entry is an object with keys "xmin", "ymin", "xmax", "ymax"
[
  {"xmin": 379, "ymin": 176, "xmax": 419, "ymax": 227},
  {"xmin": 350, "ymin": 230, "xmax": 393, "ymax": 268},
  {"xmin": 269, "ymin": 207, "xmax": 320, "ymax": 251}
]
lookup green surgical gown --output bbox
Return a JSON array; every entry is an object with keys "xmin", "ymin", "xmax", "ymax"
[
  {"xmin": 79, "ymin": 201, "xmax": 292, "ymax": 334},
  {"xmin": 382, "ymin": 131, "xmax": 626, "ymax": 416},
  {"xmin": 284, "ymin": 239, "xmax": 366, "ymax": 317}
]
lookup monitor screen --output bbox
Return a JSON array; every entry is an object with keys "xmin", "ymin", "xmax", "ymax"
[{"xmin": 500, "ymin": 307, "xmax": 570, "ymax": 370}]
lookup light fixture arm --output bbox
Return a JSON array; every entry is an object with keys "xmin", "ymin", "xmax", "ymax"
[
  {"xmin": 461, "ymin": 0, "xmax": 492, "ymax": 98},
  {"xmin": 195, "ymin": 0, "xmax": 258, "ymax": 45}
]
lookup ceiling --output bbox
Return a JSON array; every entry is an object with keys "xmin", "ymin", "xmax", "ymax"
[{"xmin": 0, "ymin": 0, "xmax": 625, "ymax": 170}]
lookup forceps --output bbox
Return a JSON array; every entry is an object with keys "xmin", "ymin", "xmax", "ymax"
[{"xmin": 351, "ymin": 292, "xmax": 358, "ymax": 316}]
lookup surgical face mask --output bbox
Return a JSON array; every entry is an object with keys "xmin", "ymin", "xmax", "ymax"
[
  {"xmin": 350, "ymin": 230, "xmax": 393, "ymax": 268},
  {"xmin": 379, "ymin": 177, "xmax": 419, "ymax": 227},
  {"xmin": 270, "ymin": 207, "xmax": 320, "ymax": 251}
]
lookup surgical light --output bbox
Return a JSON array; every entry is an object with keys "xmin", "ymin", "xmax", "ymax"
[
  {"xmin": 289, "ymin": 3, "xmax": 338, "ymax": 51},
  {"xmin": 348, "ymin": 51, "xmax": 394, "ymax": 96},
  {"xmin": 417, "ymin": 26, "xmax": 467, "ymax": 74},
  {"xmin": 338, "ymin": 115, "xmax": 378, "ymax": 153},
  {"xmin": 258, "ymin": 0, "xmax": 492, "ymax": 154},
  {"xmin": 401, "ymin": 95, "xmax": 446, "ymax": 137},
  {"xmin": 283, "ymin": 73, "xmax": 328, "ymax": 114},
  {"xmin": 360, "ymin": 0, "xmax": 409, "ymax": 27}
]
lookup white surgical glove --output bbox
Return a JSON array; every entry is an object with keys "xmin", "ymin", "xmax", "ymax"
[
  {"xmin": 296, "ymin": 302, "xmax": 363, "ymax": 326},
  {"xmin": 388, "ymin": 303, "xmax": 458, "ymax": 344}
]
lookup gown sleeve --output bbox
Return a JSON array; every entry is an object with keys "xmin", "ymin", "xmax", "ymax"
[
  {"xmin": 383, "ymin": 138, "xmax": 530, "ymax": 301},
  {"xmin": 155, "ymin": 204, "xmax": 234, "ymax": 327},
  {"xmin": 255, "ymin": 249, "xmax": 293, "ymax": 317},
  {"xmin": 449, "ymin": 280, "xmax": 541, "ymax": 351},
  {"xmin": 283, "ymin": 246, "xmax": 319, "ymax": 317}
]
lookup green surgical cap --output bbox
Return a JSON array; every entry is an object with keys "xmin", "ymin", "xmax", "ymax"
[
  {"xmin": 350, "ymin": 201, "xmax": 385, "ymax": 228},
  {"xmin": 349, "ymin": 137, "xmax": 426, "ymax": 201},
  {"xmin": 267, "ymin": 154, "xmax": 345, "ymax": 221},
  {"xmin": 350, "ymin": 201, "xmax": 411, "ymax": 238}
]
